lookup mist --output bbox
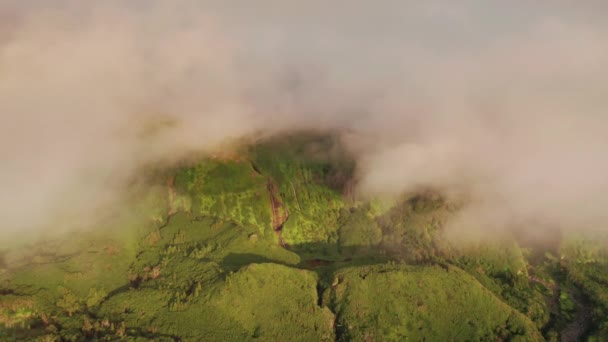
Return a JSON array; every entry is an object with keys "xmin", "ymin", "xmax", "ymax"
[{"xmin": 2, "ymin": 1, "xmax": 608, "ymax": 239}]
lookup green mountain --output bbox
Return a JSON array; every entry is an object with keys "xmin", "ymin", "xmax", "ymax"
[{"xmin": 1, "ymin": 134, "xmax": 608, "ymax": 341}]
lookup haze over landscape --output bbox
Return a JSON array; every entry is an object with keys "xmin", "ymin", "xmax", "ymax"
[
  {"xmin": 2, "ymin": 2, "xmax": 608, "ymax": 341},
  {"xmin": 2, "ymin": 1, "xmax": 608, "ymax": 237}
]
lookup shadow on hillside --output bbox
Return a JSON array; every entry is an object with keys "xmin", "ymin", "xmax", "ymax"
[
  {"xmin": 221, "ymin": 241, "xmax": 426, "ymax": 286},
  {"xmin": 221, "ymin": 253, "xmax": 292, "ymax": 272},
  {"xmin": 218, "ymin": 241, "xmax": 454, "ymax": 310},
  {"xmin": 222, "ymin": 242, "xmax": 388, "ymax": 270}
]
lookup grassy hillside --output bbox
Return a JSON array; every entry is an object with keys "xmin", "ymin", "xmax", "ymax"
[
  {"xmin": 331, "ymin": 264, "xmax": 540, "ymax": 341},
  {"xmin": 1, "ymin": 133, "xmax": 606, "ymax": 341}
]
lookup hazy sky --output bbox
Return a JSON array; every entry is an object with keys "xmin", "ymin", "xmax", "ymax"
[{"xmin": 1, "ymin": 1, "xmax": 607, "ymax": 238}]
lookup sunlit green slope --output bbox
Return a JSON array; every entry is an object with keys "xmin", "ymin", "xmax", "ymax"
[{"xmin": 2, "ymin": 134, "xmax": 607, "ymax": 341}]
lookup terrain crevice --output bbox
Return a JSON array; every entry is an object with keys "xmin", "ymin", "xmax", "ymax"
[{"xmin": 267, "ymin": 178, "xmax": 289, "ymax": 248}]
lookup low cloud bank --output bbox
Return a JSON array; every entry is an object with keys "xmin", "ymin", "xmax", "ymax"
[{"xmin": 2, "ymin": 1, "xmax": 607, "ymax": 238}]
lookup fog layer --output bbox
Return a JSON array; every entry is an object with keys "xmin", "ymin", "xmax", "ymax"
[{"xmin": 2, "ymin": 1, "xmax": 607, "ymax": 237}]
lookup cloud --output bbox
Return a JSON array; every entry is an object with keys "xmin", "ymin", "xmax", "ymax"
[{"xmin": 1, "ymin": 1, "xmax": 607, "ymax": 238}]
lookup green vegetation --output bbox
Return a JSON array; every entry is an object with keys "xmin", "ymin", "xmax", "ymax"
[
  {"xmin": 559, "ymin": 236, "xmax": 608, "ymax": 340},
  {"xmin": 249, "ymin": 134, "xmax": 350, "ymax": 246},
  {"xmin": 331, "ymin": 264, "xmax": 540, "ymax": 341},
  {"xmin": 213, "ymin": 263, "xmax": 335, "ymax": 341},
  {"xmin": 1, "ymin": 133, "xmax": 607, "ymax": 341},
  {"xmin": 174, "ymin": 160, "xmax": 270, "ymax": 234}
]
